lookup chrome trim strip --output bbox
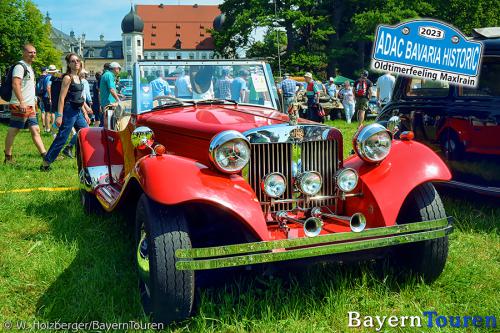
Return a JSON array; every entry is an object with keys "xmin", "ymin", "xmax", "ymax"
[
  {"xmin": 175, "ymin": 217, "xmax": 453, "ymax": 270},
  {"xmin": 244, "ymin": 124, "xmax": 330, "ymax": 144}
]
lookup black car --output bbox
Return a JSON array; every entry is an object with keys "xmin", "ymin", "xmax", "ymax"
[{"xmin": 377, "ymin": 28, "xmax": 500, "ymax": 197}]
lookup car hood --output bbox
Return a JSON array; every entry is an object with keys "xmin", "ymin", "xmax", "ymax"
[{"xmin": 139, "ymin": 104, "xmax": 313, "ymax": 140}]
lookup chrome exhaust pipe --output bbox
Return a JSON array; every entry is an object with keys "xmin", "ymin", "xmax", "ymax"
[
  {"xmin": 311, "ymin": 208, "xmax": 366, "ymax": 233},
  {"xmin": 276, "ymin": 211, "xmax": 323, "ymax": 237},
  {"xmin": 349, "ymin": 213, "xmax": 366, "ymax": 232}
]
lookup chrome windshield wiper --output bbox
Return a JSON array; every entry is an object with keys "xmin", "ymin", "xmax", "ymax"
[
  {"xmin": 194, "ymin": 99, "xmax": 239, "ymax": 105},
  {"xmin": 150, "ymin": 99, "xmax": 194, "ymax": 111}
]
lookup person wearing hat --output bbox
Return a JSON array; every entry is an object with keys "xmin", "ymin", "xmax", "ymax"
[
  {"xmin": 304, "ymin": 72, "xmax": 322, "ymax": 121},
  {"xmin": 99, "ymin": 62, "xmax": 121, "ymax": 127},
  {"xmin": 278, "ymin": 73, "xmax": 302, "ymax": 114},
  {"xmin": 353, "ymin": 70, "xmax": 373, "ymax": 124},
  {"xmin": 326, "ymin": 77, "xmax": 337, "ymax": 99},
  {"xmin": 43, "ymin": 64, "xmax": 58, "ymax": 133}
]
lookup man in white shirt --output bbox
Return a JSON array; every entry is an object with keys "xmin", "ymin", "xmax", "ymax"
[
  {"xmin": 376, "ymin": 73, "xmax": 395, "ymax": 107},
  {"xmin": 3, "ymin": 44, "xmax": 46, "ymax": 163}
]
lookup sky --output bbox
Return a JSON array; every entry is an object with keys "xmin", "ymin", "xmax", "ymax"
[{"xmin": 32, "ymin": 0, "xmax": 224, "ymax": 41}]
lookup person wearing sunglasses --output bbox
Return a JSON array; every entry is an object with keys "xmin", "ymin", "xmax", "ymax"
[{"xmin": 41, "ymin": 53, "xmax": 90, "ymax": 171}]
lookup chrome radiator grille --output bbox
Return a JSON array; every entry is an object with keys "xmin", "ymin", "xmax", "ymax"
[{"xmin": 247, "ymin": 140, "xmax": 338, "ymax": 212}]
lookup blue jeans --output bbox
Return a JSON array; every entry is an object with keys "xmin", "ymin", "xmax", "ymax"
[{"xmin": 44, "ymin": 103, "xmax": 88, "ymax": 164}]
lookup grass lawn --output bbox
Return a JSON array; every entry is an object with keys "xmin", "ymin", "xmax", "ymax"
[{"xmin": 0, "ymin": 118, "xmax": 498, "ymax": 332}]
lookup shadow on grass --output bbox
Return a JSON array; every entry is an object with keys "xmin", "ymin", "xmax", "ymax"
[
  {"xmin": 439, "ymin": 190, "xmax": 500, "ymax": 234},
  {"xmin": 23, "ymin": 192, "xmax": 427, "ymax": 329},
  {"xmin": 24, "ymin": 192, "xmax": 146, "ymax": 323}
]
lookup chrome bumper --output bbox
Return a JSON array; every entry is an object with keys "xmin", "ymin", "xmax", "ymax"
[{"xmin": 175, "ymin": 217, "xmax": 453, "ymax": 271}]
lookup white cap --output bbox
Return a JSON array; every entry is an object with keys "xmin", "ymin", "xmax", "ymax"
[
  {"xmin": 329, "ymin": 77, "xmax": 334, "ymax": 81},
  {"xmin": 109, "ymin": 62, "xmax": 121, "ymax": 69},
  {"xmin": 47, "ymin": 64, "xmax": 58, "ymax": 72},
  {"xmin": 304, "ymin": 72, "xmax": 312, "ymax": 79}
]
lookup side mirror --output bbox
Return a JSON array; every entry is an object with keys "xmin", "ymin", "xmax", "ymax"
[
  {"xmin": 131, "ymin": 126, "xmax": 154, "ymax": 150},
  {"xmin": 387, "ymin": 116, "xmax": 401, "ymax": 135}
]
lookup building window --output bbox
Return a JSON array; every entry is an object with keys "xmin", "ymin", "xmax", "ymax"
[
  {"xmin": 163, "ymin": 54, "xmax": 169, "ymax": 60},
  {"xmin": 89, "ymin": 49, "xmax": 94, "ymax": 57},
  {"xmin": 144, "ymin": 55, "xmax": 148, "ymax": 60},
  {"xmin": 189, "ymin": 53, "xmax": 195, "ymax": 60},
  {"xmin": 152, "ymin": 33, "xmax": 156, "ymax": 37},
  {"xmin": 107, "ymin": 49, "xmax": 113, "ymax": 58},
  {"xmin": 127, "ymin": 55, "xmax": 132, "ymax": 62},
  {"xmin": 151, "ymin": 55, "xmax": 156, "ymax": 60},
  {"xmin": 137, "ymin": 39, "xmax": 141, "ymax": 47},
  {"xmin": 201, "ymin": 53, "xmax": 207, "ymax": 60},
  {"xmin": 151, "ymin": 42, "xmax": 156, "ymax": 46},
  {"xmin": 126, "ymin": 37, "xmax": 131, "ymax": 47},
  {"xmin": 176, "ymin": 53, "xmax": 181, "ymax": 60},
  {"xmin": 138, "ymin": 55, "xmax": 142, "ymax": 60},
  {"xmin": 128, "ymin": 70, "xmax": 132, "ymax": 75},
  {"xmin": 152, "ymin": 24, "xmax": 157, "ymax": 29}
]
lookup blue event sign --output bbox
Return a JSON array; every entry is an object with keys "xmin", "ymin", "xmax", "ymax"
[
  {"xmin": 371, "ymin": 19, "xmax": 483, "ymax": 85},
  {"xmin": 138, "ymin": 83, "xmax": 153, "ymax": 112}
]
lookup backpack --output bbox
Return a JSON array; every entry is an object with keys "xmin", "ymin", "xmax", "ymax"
[
  {"xmin": 0, "ymin": 62, "xmax": 28, "ymax": 102},
  {"xmin": 49, "ymin": 75, "xmax": 65, "ymax": 110},
  {"xmin": 355, "ymin": 80, "xmax": 367, "ymax": 97},
  {"xmin": 36, "ymin": 74, "xmax": 48, "ymax": 97}
]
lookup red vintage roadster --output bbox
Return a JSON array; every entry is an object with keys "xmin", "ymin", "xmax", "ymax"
[{"xmin": 77, "ymin": 60, "xmax": 453, "ymax": 324}]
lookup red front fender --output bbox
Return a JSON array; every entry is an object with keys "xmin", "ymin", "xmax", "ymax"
[
  {"xmin": 133, "ymin": 155, "xmax": 269, "ymax": 241},
  {"xmin": 344, "ymin": 140, "xmax": 451, "ymax": 226}
]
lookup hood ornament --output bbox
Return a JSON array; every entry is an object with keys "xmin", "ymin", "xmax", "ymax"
[{"xmin": 288, "ymin": 102, "xmax": 299, "ymax": 126}]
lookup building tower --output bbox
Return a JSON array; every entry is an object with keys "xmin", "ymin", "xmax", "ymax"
[{"xmin": 121, "ymin": 5, "xmax": 144, "ymax": 75}]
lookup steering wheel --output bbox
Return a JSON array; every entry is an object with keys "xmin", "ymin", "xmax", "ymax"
[{"xmin": 153, "ymin": 95, "xmax": 184, "ymax": 106}]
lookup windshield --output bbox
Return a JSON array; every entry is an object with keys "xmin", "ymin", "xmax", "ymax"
[{"xmin": 133, "ymin": 61, "xmax": 279, "ymax": 114}]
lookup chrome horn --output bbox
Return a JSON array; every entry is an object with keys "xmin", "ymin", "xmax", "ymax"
[
  {"xmin": 310, "ymin": 208, "xmax": 366, "ymax": 233},
  {"xmin": 276, "ymin": 211, "xmax": 323, "ymax": 237},
  {"xmin": 349, "ymin": 213, "xmax": 367, "ymax": 233}
]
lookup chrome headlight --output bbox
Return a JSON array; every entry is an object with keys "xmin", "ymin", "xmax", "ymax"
[
  {"xmin": 354, "ymin": 123, "xmax": 392, "ymax": 163},
  {"xmin": 209, "ymin": 130, "xmax": 251, "ymax": 173},
  {"xmin": 261, "ymin": 172, "xmax": 287, "ymax": 198},
  {"xmin": 336, "ymin": 168, "xmax": 359, "ymax": 192},
  {"xmin": 297, "ymin": 171, "xmax": 322, "ymax": 196}
]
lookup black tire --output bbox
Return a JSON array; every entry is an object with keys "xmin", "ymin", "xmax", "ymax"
[
  {"xmin": 135, "ymin": 194, "xmax": 195, "ymax": 324},
  {"xmin": 80, "ymin": 189, "xmax": 103, "ymax": 215},
  {"xmin": 387, "ymin": 183, "xmax": 449, "ymax": 283},
  {"xmin": 440, "ymin": 130, "xmax": 464, "ymax": 160}
]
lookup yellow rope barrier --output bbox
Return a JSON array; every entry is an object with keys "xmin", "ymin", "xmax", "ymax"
[{"xmin": 0, "ymin": 187, "xmax": 79, "ymax": 194}]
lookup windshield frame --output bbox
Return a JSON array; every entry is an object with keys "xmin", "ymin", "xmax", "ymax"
[{"xmin": 132, "ymin": 60, "xmax": 279, "ymax": 114}]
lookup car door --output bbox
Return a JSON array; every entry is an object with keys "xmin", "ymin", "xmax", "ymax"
[
  {"xmin": 395, "ymin": 77, "xmax": 452, "ymax": 150},
  {"xmin": 455, "ymin": 56, "xmax": 500, "ymax": 154}
]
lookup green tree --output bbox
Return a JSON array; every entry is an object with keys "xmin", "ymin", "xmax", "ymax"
[
  {"xmin": 215, "ymin": 0, "xmax": 500, "ymax": 79},
  {"xmin": 246, "ymin": 28, "xmax": 287, "ymax": 72},
  {"xmin": 0, "ymin": 0, "xmax": 61, "ymax": 76}
]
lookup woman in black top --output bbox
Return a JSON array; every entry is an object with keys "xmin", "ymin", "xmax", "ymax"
[{"xmin": 41, "ymin": 53, "xmax": 90, "ymax": 170}]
